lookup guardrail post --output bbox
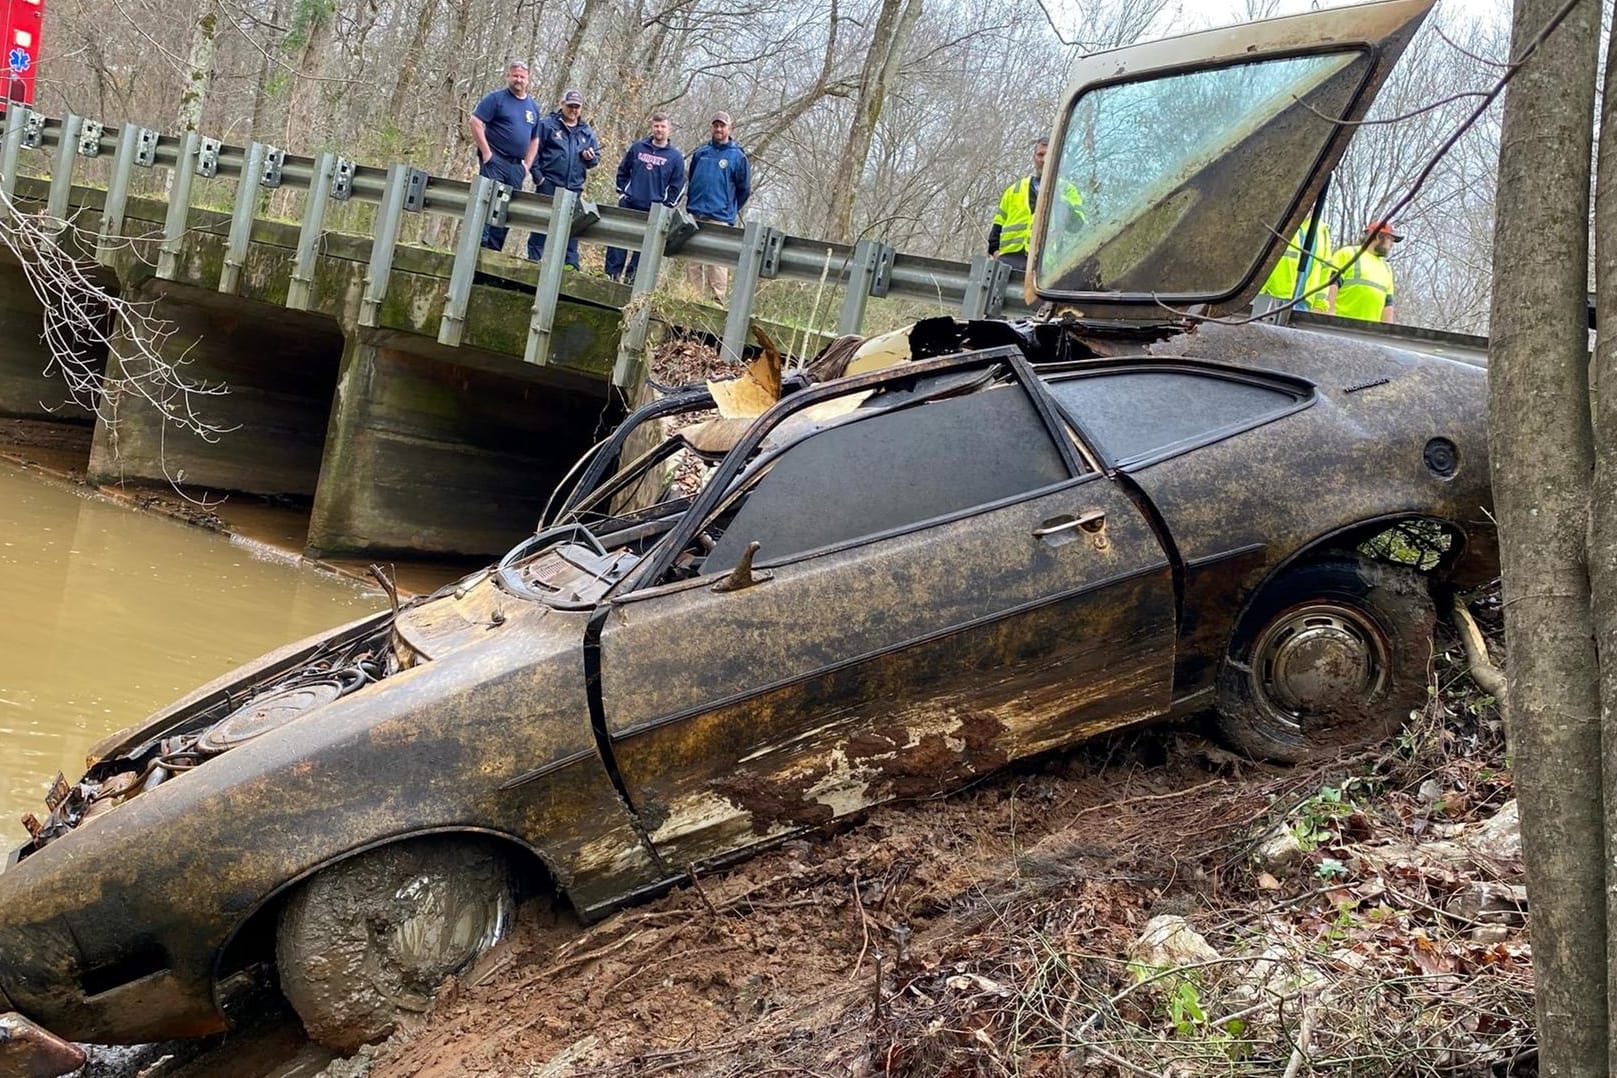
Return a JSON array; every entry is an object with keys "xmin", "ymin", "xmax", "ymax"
[
  {"xmin": 0, "ymin": 105, "xmax": 31, "ymax": 202},
  {"xmin": 156, "ymin": 130, "xmax": 201, "ymax": 280},
  {"xmin": 719, "ymin": 220, "xmax": 784, "ymax": 363},
  {"xmin": 836, "ymin": 239, "xmax": 896, "ymax": 336},
  {"xmin": 44, "ymin": 114, "xmax": 83, "ymax": 225},
  {"xmin": 359, "ymin": 163, "xmax": 426, "ymax": 326},
  {"xmin": 611, "ymin": 202, "xmax": 675, "ymax": 388},
  {"xmin": 96, "ymin": 124, "xmax": 146, "ymax": 266},
  {"xmin": 438, "ymin": 174, "xmax": 498, "ymax": 346},
  {"xmin": 219, "ymin": 141, "xmax": 268, "ymax": 294},
  {"xmin": 287, "ymin": 151, "xmax": 337, "ymax": 310},
  {"xmin": 525, "ymin": 187, "xmax": 577, "ymax": 366},
  {"xmin": 960, "ymin": 255, "xmax": 1010, "ymax": 319}
]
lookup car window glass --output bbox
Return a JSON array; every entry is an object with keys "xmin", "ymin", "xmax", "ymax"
[
  {"xmin": 703, "ymin": 385, "xmax": 1072, "ymax": 573},
  {"xmin": 1039, "ymin": 49, "xmax": 1365, "ymax": 299},
  {"xmin": 1046, "ymin": 370, "xmax": 1302, "ymax": 464}
]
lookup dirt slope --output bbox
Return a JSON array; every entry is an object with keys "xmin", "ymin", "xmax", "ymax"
[{"xmin": 357, "ymin": 613, "xmax": 1528, "ymax": 1078}]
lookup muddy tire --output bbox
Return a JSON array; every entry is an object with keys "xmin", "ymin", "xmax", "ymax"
[
  {"xmin": 1215, "ymin": 558, "xmax": 1434, "ymax": 763},
  {"xmin": 275, "ymin": 838, "xmax": 514, "ymax": 1053}
]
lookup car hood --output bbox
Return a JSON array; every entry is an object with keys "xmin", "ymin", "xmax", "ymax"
[
  {"xmin": 1028, "ymin": 0, "xmax": 1433, "ymax": 318},
  {"xmin": 392, "ymin": 569, "xmax": 550, "ymax": 660}
]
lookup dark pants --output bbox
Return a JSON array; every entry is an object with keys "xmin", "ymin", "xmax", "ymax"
[
  {"xmin": 527, "ymin": 178, "xmax": 582, "ymax": 268},
  {"xmin": 478, "ymin": 156, "xmax": 527, "ymax": 252},
  {"xmin": 604, "ymin": 196, "xmax": 652, "ymax": 283}
]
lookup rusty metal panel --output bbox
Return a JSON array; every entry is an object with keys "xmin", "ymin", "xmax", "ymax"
[
  {"xmin": 1113, "ymin": 320, "xmax": 1494, "ymax": 695},
  {"xmin": 0, "ymin": 603, "xmax": 660, "ymax": 1043},
  {"xmin": 599, "ymin": 478, "xmax": 1175, "ymax": 867}
]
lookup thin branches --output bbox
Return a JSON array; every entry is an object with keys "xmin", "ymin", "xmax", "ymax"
[{"xmin": 0, "ymin": 193, "xmax": 237, "ymax": 449}]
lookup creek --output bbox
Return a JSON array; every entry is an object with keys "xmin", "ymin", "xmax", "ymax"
[{"xmin": 0, "ymin": 463, "xmax": 384, "ymax": 846}]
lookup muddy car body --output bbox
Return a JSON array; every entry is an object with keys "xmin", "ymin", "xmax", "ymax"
[{"xmin": 0, "ymin": 0, "xmax": 1490, "ymax": 1068}]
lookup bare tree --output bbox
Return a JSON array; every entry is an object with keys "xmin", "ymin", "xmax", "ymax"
[
  {"xmin": 826, "ymin": 0, "xmax": 922, "ymax": 243},
  {"xmin": 1488, "ymin": 0, "xmax": 1605, "ymax": 1074},
  {"xmin": 1594, "ymin": 6, "xmax": 1617, "ymax": 1067}
]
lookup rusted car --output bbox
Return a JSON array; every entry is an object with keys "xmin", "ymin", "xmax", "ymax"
[{"xmin": 0, "ymin": 0, "xmax": 1491, "ymax": 1070}]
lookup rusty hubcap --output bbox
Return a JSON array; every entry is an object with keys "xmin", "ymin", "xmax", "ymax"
[{"xmin": 1254, "ymin": 604, "xmax": 1387, "ymax": 721}]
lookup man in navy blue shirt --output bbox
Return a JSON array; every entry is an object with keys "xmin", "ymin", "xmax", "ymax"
[
  {"xmin": 605, "ymin": 112, "xmax": 685, "ymax": 284},
  {"xmin": 684, "ymin": 111, "xmax": 751, "ymax": 300},
  {"xmin": 527, "ymin": 89, "xmax": 601, "ymax": 269},
  {"xmin": 468, "ymin": 61, "xmax": 540, "ymax": 252}
]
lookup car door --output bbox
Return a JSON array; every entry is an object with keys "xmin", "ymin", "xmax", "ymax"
[{"xmin": 592, "ymin": 356, "xmax": 1176, "ymax": 869}]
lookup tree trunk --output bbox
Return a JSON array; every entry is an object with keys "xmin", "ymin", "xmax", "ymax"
[
  {"xmin": 385, "ymin": 0, "xmax": 437, "ymax": 137},
  {"xmin": 1487, "ymin": 0, "xmax": 1603, "ymax": 1074},
  {"xmin": 826, "ymin": 0, "xmax": 921, "ymax": 244},
  {"xmin": 547, "ymin": 0, "xmax": 605, "ymax": 106},
  {"xmin": 1594, "ymin": 12, "xmax": 1617, "ymax": 1069},
  {"xmin": 249, "ymin": 0, "xmax": 294, "ymax": 144},
  {"xmin": 282, "ymin": 0, "xmax": 336, "ymax": 150},
  {"xmin": 175, "ymin": 0, "xmax": 221, "ymax": 133}
]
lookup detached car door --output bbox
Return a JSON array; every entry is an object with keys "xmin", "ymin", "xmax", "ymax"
[{"xmin": 593, "ymin": 354, "xmax": 1176, "ymax": 869}]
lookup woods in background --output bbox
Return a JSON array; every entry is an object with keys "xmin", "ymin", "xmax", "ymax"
[{"xmin": 39, "ymin": 0, "xmax": 1508, "ymax": 333}]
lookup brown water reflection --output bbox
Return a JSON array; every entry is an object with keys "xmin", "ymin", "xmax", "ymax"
[{"xmin": 0, "ymin": 464, "xmax": 386, "ymax": 845}]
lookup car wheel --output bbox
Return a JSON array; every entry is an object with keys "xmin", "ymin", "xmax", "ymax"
[
  {"xmin": 275, "ymin": 838, "xmax": 515, "ymax": 1053},
  {"xmin": 1215, "ymin": 558, "xmax": 1434, "ymax": 763}
]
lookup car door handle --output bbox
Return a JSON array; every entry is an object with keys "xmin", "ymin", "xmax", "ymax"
[{"xmin": 1033, "ymin": 510, "xmax": 1106, "ymax": 538}]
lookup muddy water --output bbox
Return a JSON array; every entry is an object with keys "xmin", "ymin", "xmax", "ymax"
[{"xmin": 0, "ymin": 464, "xmax": 384, "ymax": 845}]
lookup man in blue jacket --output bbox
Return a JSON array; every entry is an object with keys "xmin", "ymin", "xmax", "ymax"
[
  {"xmin": 467, "ymin": 61, "xmax": 539, "ymax": 252},
  {"xmin": 684, "ymin": 111, "xmax": 751, "ymax": 300},
  {"xmin": 527, "ymin": 88, "xmax": 600, "ymax": 269},
  {"xmin": 605, "ymin": 112, "xmax": 685, "ymax": 284}
]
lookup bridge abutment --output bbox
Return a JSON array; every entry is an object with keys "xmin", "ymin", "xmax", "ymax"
[
  {"xmin": 86, "ymin": 280, "xmax": 343, "ymax": 496},
  {"xmin": 0, "ymin": 253, "xmax": 106, "ymax": 426},
  {"xmin": 307, "ymin": 332, "xmax": 604, "ymax": 559}
]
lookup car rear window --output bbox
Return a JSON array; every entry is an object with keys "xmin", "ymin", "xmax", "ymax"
[
  {"xmin": 704, "ymin": 384, "xmax": 1072, "ymax": 572},
  {"xmin": 1045, "ymin": 369, "xmax": 1305, "ymax": 465}
]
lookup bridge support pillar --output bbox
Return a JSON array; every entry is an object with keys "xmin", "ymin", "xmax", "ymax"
[
  {"xmin": 306, "ymin": 331, "xmax": 607, "ymax": 559},
  {"xmin": 86, "ymin": 280, "xmax": 342, "ymax": 495}
]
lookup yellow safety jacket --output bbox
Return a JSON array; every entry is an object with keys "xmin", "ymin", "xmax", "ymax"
[
  {"xmin": 993, "ymin": 176, "xmax": 1084, "ymax": 255},
  {"xmin": 1331, "ymin": 246, "xmax": 1395, "ymax": 322},
  {"xmin": 1260, "ymin": 219, "xmax": 1332, "ymax": 310}
]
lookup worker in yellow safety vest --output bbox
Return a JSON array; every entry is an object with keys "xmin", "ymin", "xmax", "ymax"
[
  {"xmin": 1258, "ymin": 217, "xmax": 1332, "ymax": 311},
  {"xmin": 988, "ymin": 137, "xmax": 1084, "ymax": 271},
  {"xmin": 1328, "ymin": 220, "xmax": 1400, "ymax": 323}
]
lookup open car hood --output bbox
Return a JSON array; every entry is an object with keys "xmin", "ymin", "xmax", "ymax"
[{"xmin": 1028, "ymin": 0, "xmax": 1433, "ymax": 319}]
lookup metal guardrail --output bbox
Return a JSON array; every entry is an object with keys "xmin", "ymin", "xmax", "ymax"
[{"xmin": 0, "ymin": 107, "xmax": 1030, "ymax": 387}]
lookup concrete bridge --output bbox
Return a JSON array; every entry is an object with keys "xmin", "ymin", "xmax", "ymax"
[{"xmin": 0, "ymin": 108, "xmax": 1027, "ymax": 559}]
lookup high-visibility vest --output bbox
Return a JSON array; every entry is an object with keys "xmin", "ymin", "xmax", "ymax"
[
  {"xmin": 1260, "ymin": 219, "xmax": 1332, "ymax": 310},
  {"xmin": 994, "ymin": 176, "xmax": 1085, "ymax": 255},
  {"xmin": 1332, "ymin": 247, "xmax": 1395, "ymax": 321}
]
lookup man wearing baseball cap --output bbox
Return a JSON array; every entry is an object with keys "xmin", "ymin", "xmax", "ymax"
[
  {"xmin": 684, "ymin": 110, "xmax": 752, "ymax": 300},
  {"xmin": 1328, "ymin": 220, "xmax": 1401, "ymax": 323},
  {"xmin": 527, "ymin": 88, "xmax": 601, "ymax": 269}
]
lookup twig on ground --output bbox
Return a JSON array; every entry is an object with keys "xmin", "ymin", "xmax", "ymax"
[
  {"xmin": 1452, "ymin": 595, "xmax": 1507, "ymax": 699},
  {"xmin": 1280, "ymin": 997, "xmax": 1318, "ymax": 1078}
]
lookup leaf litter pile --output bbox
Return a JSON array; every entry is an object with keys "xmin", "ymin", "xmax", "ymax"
[{"xmin": 349, "ymin": 588, "xmax": 1532, "ymax": 1078}]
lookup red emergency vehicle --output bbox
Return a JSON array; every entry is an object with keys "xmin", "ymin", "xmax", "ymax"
[{"xmin": 0, "ymin": 0, "xmax": 42, "ymax": 106}]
